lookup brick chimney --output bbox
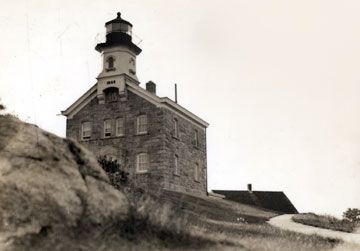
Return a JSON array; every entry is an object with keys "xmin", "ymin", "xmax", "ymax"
[
  {"xmin": 247, "ymin": 183, "xmax": 252, "ymax": 192},
  {"xmin": 146, "ymin": 81, "xmax": 156, "ymax": 94}
]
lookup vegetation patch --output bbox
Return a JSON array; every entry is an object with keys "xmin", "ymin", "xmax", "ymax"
[{"xmin": 292, "ymin": 213, "xmax": 356, "ymax": 233}]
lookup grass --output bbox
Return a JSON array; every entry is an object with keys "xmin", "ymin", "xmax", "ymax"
[
  {"xmin": 11, "ymin": 189, "xmax": 341, "ymax": 251},
  {"xmin": 0, "ymin": 115, "xmax": 348, "ymax": 250},
  {"xmin": 292, "ymin": 213, "xmax": 356, "ymax": 233},
  {"xmin": 115, "ymin": 189, "xmax": 340, "ymax": 251}
]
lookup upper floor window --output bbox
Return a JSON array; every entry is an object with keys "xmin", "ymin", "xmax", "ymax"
[
  {"xmin": 104, "ymin": 87, "xmax": 118, "ymax": 103},
  {"xmin": 136, "ymin": 153, "xmax": 149, "ymax": 173},
  {"xmin": 81, "ymin": 121, "xmax": 92, "ymax": 140},
  {"xmin": 174, "ymin": 154, "xmax": 179, "ymax": 176},
  {"xmin": 136, "ymin": 115, "xmax": 147, "ymax": 134},
  {"xmin": 104, "ymin": 119, "xmax": 112, "ymax": 137},
  {"xmin": 194, "ymin": 129, "xmax": 199, "ymax": 147},
  {"xmin": 173, "ymin": 118, "xmax": 179, "ymax": 138},
  {"xmin": 106, "ymin": 56, "xmax": 115, "ymax": 70},
  {"xmin": 194, "ymin": 162, "xmax": 200, "ymax": 181},
  {"xmin": 116, "ymin": 117, "xmax": 125, "ymax": 136}
]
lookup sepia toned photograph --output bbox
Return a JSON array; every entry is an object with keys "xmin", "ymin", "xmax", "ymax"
[{"xmin": 0, "ymin": 1, "xmax": 359, "ymax": 250}]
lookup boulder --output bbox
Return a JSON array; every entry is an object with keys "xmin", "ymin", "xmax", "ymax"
[{"xmin": 0, "ymin": 116, "xmax": 129, "ymax": 248}]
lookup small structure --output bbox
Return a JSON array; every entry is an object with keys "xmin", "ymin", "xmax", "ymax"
[
  {"xmin": 213, "ymin": 184, "xmax": 298, "ymax": 214},
  {"xmin": 62, "ymin": 13, "xmax": 209, "ymax": 196}
]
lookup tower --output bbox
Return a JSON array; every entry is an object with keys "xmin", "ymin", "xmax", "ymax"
[
  {"xmin": 95, "ymin": 12, "xmax": 142, "ymax": 104},
  {"xmin": 62, "ymin": 12, "xmax": 209, "ymax": 196}
]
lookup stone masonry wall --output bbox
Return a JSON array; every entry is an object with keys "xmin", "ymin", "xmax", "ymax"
[
  {"xmin": 66, "ymin": 87, "xmax": 207, "ymax": 196},
  {"xmin": 162, "ymin": 109, "xmax": 207, "ymax": 196},
  {"xmin": 66, "ymin": 90, "xmax": 166, "ymax": 192}
]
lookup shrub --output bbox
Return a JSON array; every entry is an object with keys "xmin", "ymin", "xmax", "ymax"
[
  {"xmin": 0, "ymin": 100, "xmax": 6, "ymax": 114},
  {"xmin": 97, "ymin": 155, "xmax": 129, "ymax": 189},
  {"xmin": 292, "ymin": 213, "xmax": 355, "ymax": 233},
  {"xmin": 343, "ymin": 208, "xmax": 360, "ymax": 223}
]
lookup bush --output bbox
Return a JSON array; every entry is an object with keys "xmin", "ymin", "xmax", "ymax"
[
  {"xmin": 97, "ymin": 155, "xmax": 129, "ymax": 189},
  {"xmin": 343, "ymin": 208, "xmax": 360, "ymax": 223},
  {"xmin": 0, "ymin": 100, "xmax": 6, "ymax": 114},
  {"xmin": 292, "ymin": 213, "xmax": 355, "ymax": 233}
]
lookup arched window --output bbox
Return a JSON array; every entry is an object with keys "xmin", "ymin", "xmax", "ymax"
[
  {"xmin": 106, "ymin": 56, "xmax": 115, "ymax": 70},
  {"xmin": 104, "ymin": 87, "xmax": 118, "ymax": 102}
]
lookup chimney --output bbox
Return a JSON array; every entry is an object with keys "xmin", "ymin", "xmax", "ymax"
[
  {"xmin": 247, "ymin": 183, "xmax": 252, "ymax": 192},
  {"xmin": 146, "ymin": 81, "xmax": 156, "ymax": 94}
]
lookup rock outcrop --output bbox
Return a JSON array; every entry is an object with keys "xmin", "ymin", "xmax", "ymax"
[{"xmin": 0, "ymin": 116, "xmax": 129, "ymax": 249}]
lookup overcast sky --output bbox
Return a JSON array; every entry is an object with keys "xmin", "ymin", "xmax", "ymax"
[{"xmin": 1, "ymin": 0, "xmax": 360, "ymax": 217}]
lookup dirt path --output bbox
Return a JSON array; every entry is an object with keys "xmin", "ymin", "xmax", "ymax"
[{"xmin": 268, "ymin": 214, "xmax": 360, "ymax": 247}]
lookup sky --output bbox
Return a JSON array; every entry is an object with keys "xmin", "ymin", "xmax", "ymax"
[{"xmin": 0, "ymin": 0, "xmax": 360, "ymax": 217}]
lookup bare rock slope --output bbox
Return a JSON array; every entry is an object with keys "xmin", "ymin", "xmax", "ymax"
[{"xmin": 0, "ymin": 116, "xmax": 129, "ymax": 249}]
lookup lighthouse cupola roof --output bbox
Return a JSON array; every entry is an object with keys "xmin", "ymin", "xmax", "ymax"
[
  {"xmin": 95, "ymin": 12, "xmax": 141, "ymax": 55},
  {"xmin": 105, "ymin": 12, "xmax": 133, "ymax": 34}
]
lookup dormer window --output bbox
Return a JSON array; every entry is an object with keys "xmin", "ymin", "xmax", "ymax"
[{"xmin": 106, "ymin": 56, "xmax": 115, "ymax": 71}]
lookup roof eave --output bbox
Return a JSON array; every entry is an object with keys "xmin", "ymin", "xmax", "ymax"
[
  {"xmin": 159, "ymin": 97, "xmax": 209, "ymax": 128},
  {"xmin": 61, "ymin": 83, "xmax": 97, "ymax": 117},
  {"xmin": 126, "ymin": 82, "xmax": 209, "ymax": 128}
]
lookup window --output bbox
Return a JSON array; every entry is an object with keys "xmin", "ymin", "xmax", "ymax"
[
  {"xmin": 174, "ymin": 154, "xmax": 179, "ymax": 175},
  {"xmin": 194, "ymin": 162, "xmax": 200, "ymax": 181},
  {"xmin": 194, "ymin": 129, "xmax": 199, "ymax": 147},
  {"xmin": 136, "ymin": 153, "xmax": 149, "ymax": 173},
  {"xmin": 106, "ymin": 56, "xmax": 115, "ymax": 69},
  {"xmin": 116, "ymin": 118, "xmax": 125, "ymax": 136},
  {"xmin": 104, "ymin": 119, "xmax": 112, "ymax": 137},
  {"xmin": 173, "ymin": 118, "xmax": 179, "ymax": 138},
  {"xmin": 136, "ymin": 115, "xmax": 147, "ymax": 134},
  {"xmin": 81, "ymin": 122, "xmax": 91, "ymax": 140},
  {"xmin": 104, "ymin": 88, "xmax": 118, "ymax": 102}
]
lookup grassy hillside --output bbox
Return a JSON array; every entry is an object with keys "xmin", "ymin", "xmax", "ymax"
[
  {"xmin": 0, "ymin": 115, "xmax": 341, "ymax": 251},
  {"xmin": 293, "ymin": 213, "xmax": 356, "ymax": 233},
  {"xmin": 20, "ymin": 188, "xmax": 339, "ymax": 251},
  {"xmin": 136, "ymin": 190, "xmax": 340, "ymax": 251}
]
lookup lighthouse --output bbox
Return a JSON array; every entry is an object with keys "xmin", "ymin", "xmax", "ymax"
[
  {"xmin": 62, "ymin": 13, "xmax": 209, "ymax": 196},
  {"xmin": 95, "ymin": 12, "xmax": 142, "ymax": 103}
]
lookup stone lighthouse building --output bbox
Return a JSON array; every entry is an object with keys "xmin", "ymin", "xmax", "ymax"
[{"xmin": 62, "ymin": 13, "xmax": 209, "ymax": 196}]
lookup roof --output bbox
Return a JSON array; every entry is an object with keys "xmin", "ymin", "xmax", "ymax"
[
  {"xmin": 61, "ymin": 81, "xmax": 209, "ymax": 128},
  {"xmin": 105, "ymin": 12, "xmax": 132, "ymax": 27},
  {"xmin": 96, "ymin": 12, "xmax": 141, "ymax": 54},
  {"xmin": 212, "ymin": 190, "xmax": 298, "ymax": 214},
  {"xmin": 95, "ymin": 33, "xmax": 141, "ymax": 54}
]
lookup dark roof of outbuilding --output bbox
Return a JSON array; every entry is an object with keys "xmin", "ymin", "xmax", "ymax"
[
  {"xmin": 212, "ymin": 190, "xmax": 298, "ymax": 214},
  {"xmin": 105, "ymin": 12, "xmax": 133, "ymax": 27}
]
